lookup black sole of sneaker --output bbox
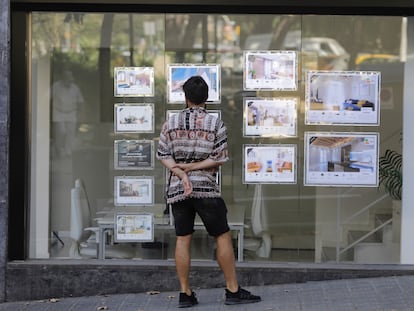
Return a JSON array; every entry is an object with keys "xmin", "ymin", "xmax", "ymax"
[
  {"xmin": 178, "ymin": 302, "xmax": 198, "ymax": 308},
  {"xmin": 224, "ymin": 299, "xmax": 261, "ymax": 305}
]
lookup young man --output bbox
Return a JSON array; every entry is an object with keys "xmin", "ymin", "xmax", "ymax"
[{"xmin": 157, "ymin": 76, "xmax": 261, "ymax": 308}]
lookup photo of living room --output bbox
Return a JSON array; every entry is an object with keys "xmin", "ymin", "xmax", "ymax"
[
  {"xmin": 244, "ymin": 98, "xmax": 297, "ymax": 137},
  {"xmin": 306, "ymin": 71, "xmax": 380, "ymax": 125},
  {"xmin": 244, "ymin": 51, "xmax": 297, "ymax": 90}
]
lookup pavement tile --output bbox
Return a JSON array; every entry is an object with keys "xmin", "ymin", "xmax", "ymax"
[{"xmin": 2, "ymin": 276, "xmax": 414, "ymax": 310}]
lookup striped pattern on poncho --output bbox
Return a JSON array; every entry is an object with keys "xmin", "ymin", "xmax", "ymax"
[{"xmin": 157, "ymin": 107, "xmax": 228, "ymax": 204}]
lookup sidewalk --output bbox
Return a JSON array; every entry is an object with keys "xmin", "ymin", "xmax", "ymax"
[{"xmin": 1, "ymin": 275, "xmax": 414, "ymax": 311}]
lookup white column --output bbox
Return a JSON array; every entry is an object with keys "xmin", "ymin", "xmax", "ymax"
[
  {"xmin": 29, "ymin": 55, "xmax": 51, "ymax": 259},
  {"xmin": 400, "ymin": 17, "xmax": 414, "ymax": 264}
]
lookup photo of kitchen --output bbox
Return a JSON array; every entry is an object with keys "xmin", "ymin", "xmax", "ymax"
[{"xmin": 305, "ymin": 132, "xmax": 378, "ymax": 186}]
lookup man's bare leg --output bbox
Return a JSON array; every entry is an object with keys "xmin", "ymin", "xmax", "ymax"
[
  {"xmin": 175, "ymin": 234, "xmax": 193, "ymax": 295},
  {"xmin": 216, "ymin": 231, "xmax": 239, "ymax": 292}
]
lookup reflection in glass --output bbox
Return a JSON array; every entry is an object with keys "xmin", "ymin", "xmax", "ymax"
[{"xmin": 28, "ymin": 12, "xmax": 404, "ymax": 264}]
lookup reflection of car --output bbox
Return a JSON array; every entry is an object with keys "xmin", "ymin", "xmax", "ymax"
[
  {"xmin": 191, "ymin": 43, "xmax": 243, "ymax": 76},
  {"xmin": 300, "ymin": 37, "xmax": 350, "ymax": 70},
  {"xmin": 244, "ymin": 33, "xmax": 350, "ymax": 70},
  {"xmin": 355, "ymin": 53, "xmax": 400, "ymax": 68},
  {"xmin": 244, "ymin": 33, "xmax": 274, "ymax": 50}
]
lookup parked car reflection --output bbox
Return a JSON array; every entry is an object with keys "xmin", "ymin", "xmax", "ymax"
[
  {"xmin": 354, "ymin": 53, "xmax": 400, "ymax": 70},
  {"xmin": 244, "ymin": 33, "xmax": 350, "ymax": 71}
]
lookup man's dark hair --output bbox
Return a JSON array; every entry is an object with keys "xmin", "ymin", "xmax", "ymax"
[{"xmin": 182, "ymin": 76, "xmax": 209, "ymax": 105}]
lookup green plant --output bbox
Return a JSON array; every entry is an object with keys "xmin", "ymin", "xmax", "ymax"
[
  {"xmin": 249, "ymin": 69, "xmax": 256, "ymax": 79},
  {"xmin": 379, "ymin": 149, "xmax": 402, "ymax": 200}
]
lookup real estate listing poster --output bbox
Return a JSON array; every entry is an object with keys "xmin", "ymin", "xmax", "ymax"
[
  {"xmin": 114, "ymin": 140, "xmax": 154, "ymax": 170},
  {"xmin": 305, "ymin": 71, "xmax": 380, "ymax": 125},
  {"xmin": 304, "ymin": 132, "xmax": 379, "ymax": 186},
  {"xmin": 114, "ymin": 212, "xmax": 154, "ymax": 242},
  {"xmin": 114, "ymin": 176, "xmax": 154, "ymax": 206},
  {"xmin": 114, "ymin": 67, "xmax": 154, "ymax": 97},
  {"xmin": 243, "ymin": 144, "xmax": 296, "ymax": 184},
  {"xmin": 114, "ymin": 104, "xmax": 154, "ymax": 133},
  {"xmin": 244, "ymin": 51, "xmax": 297, "ymax": 91},
  {"xmin": 167, "ymin": 64, "xmax": 221, "ymax": 103},
  {"xmin": 244, "ymin": 97, "xmax": 297, "ymax": 137}
]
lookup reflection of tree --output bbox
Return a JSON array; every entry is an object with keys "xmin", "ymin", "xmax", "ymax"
[
  {"xmin": 99, "ymin": 13, "xmax": 114, "ymax": 122},
  {"xmin": 31, "ymin": 14, "xmax": 62, "ymax": 55},
  {"xmin": 165, "ymin": 15, "xmax": 188, "ymax": 48},
  {"xmin": 64, "ymin": 13, "xmax": 84, "ymax": 24},
  {"xmin": 165, "ymin": 14, "xmax": 208, "ymax": 63},
  {"xmin": 269, "ymin": 16, "xmax": 300, "ymax": 49}
]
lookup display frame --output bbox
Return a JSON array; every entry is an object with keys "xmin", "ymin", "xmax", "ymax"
[
  {"xmin": 216, "ymin": 166, "xmax": 222, "ymax": 192},
  {"xmin": 167, "ymin": 63, "xmax": 221, "ymax": 103},
  {"xmin": 114, "ymin": 212, "xmax": 154, "ymax": 242},
  {"xmin": 243, "ymin": 97, "xmax": 298, "ymax": 137},
  {"xmin": 114, "ymin": 67, "xmax": 155, "ymax": 97},
  {"xmin": 305, "ymin": 71, "xmax": 381, "ymax": 125},
  {"xmin": 114, "ymin": 140, "xmax": 154, "ymax": 170},
  {"xmin": 304, "ymin": 132, "xmax": 379, "ymax": 187},
  {"xmin": 243, "ymin": 50, "xmax": 298, "ymax": 91},
  {"xmin": 114, "ymin": 176, "xmax": 154, "ymax": 206},
  {"xmin": 243, "ymin": 144, "xmax": 297, "ymax": 184},
  {"xmin": 114, "ymin": 103, "xmax": 154, "ymax": 133}
]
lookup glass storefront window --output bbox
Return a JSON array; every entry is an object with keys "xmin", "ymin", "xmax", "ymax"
[{"xmin": 29, "ymin": 12, "xmax": 404, "ymax": 264}]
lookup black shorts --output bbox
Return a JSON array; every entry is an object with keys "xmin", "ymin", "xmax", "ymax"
[{"xmin": 171, "ymin": 197, "xmax": 230, "ymax": 237}]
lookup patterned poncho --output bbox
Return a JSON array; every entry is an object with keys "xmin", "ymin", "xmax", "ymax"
[{"xmin": 157, "ymin": 107, "xmax": 228, "ymax": 204}]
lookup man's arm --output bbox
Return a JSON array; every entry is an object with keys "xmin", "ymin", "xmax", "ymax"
[
  {"xmin": 160, "ymin": 158, "xmax": 193, "ymax": 196},
  {"xmin": 173, "ymin": 158, "xmax": 224, "ymax": 173}
]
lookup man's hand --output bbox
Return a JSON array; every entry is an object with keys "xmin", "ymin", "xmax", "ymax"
[
  {"xmin": 173, "ymin": 163, "xmax": 193, "ymax": 173},
  {"xmin": 160, "ymin": 159, "xmax": 193, "ymax": 196},
  {"xmin": 180, "ymin": 173, "xmax": 193, "ymax": 196},
  {"xmin": 173, "ymin": 158, "xmax": 223, "ymax": 173}
]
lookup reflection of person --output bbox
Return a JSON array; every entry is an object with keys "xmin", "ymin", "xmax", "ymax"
[
  {"xmin": 52, "ymin": 70, "xmax": 84, "ymax": 157},
  {"xmin": 247, "ymin": 101, "xmax": 259, "ymax": 126},
  {"xmin": 157, "ymin": 76, "xmax": 261, "ymax": 308}
]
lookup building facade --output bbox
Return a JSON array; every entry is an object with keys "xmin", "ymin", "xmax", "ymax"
[{"xmin": 1, "ymin": 0, "xmax": 414, "ymax": 302}]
